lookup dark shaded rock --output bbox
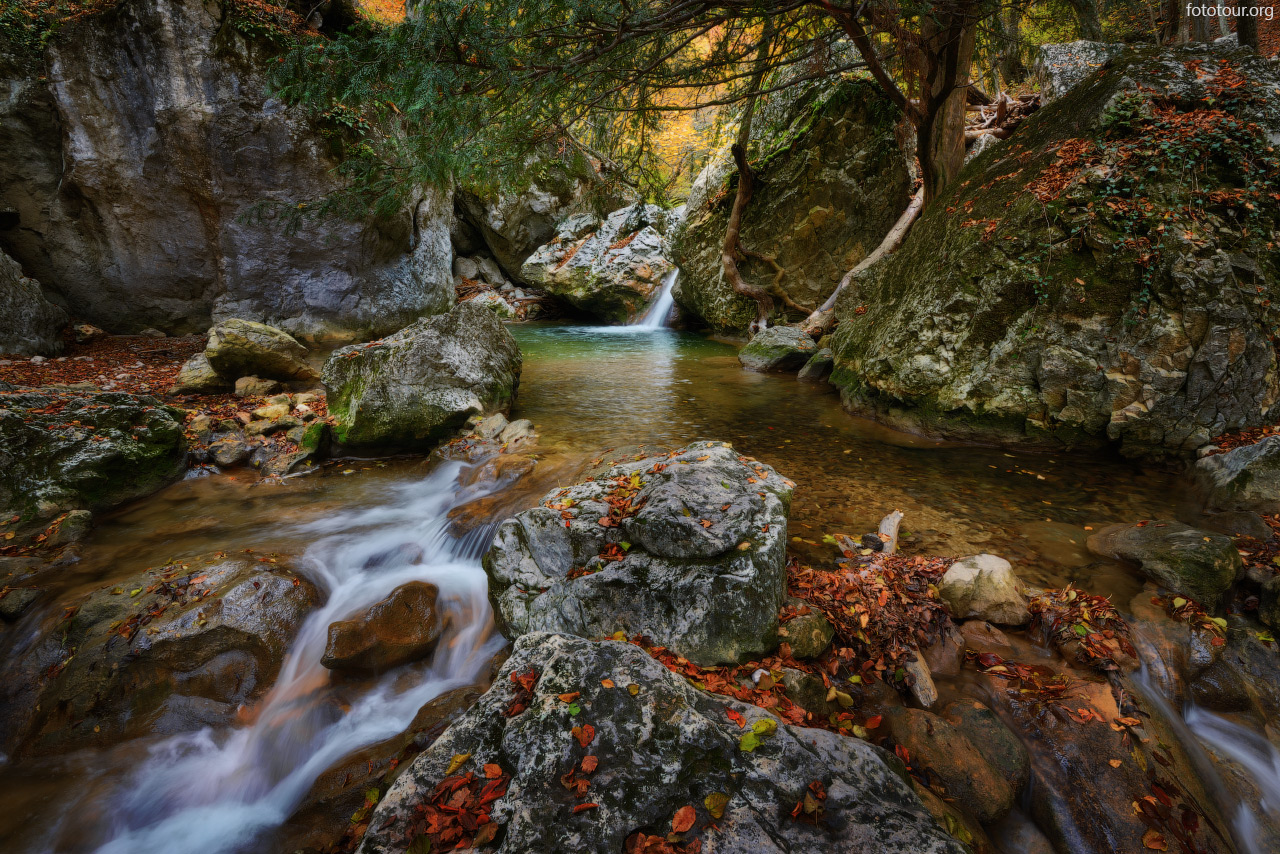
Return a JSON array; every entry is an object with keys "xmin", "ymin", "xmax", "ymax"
[
  {"xmin": 738, "ymin": 326, "xmax": 817, "ymax": 372},
  {"xmin": 1087, "ymin": 521, "xmax": 1243, "ymax": 609},
  {"xmin": 1195, "ymin": 437, "xmax": 1280, "ymax": 514},
  {"xmin": 357, "ymin": 633, "xmax": 964, "ymax": 854},
  {"xmin": 0, "ymin": 248, "xmax": 66, "ymax": 356},
  {"xmin": 939, "ymin": 699, "xmax": 1030, "ymax": 795},
  {"xmin": 483, "ymin": 442, "xmax": 792, "ymax": 666},
  {"xmin": 0, "ymin": 390, "xmax": 187, "ymax": 520},
  {"xmin": 322, "ymin": 581, "xmax": 443, "ymax": 673},
  {"xmin": 0, "ymin": 554, "xmax": 318, "ymax": 756},
  {"xmin": 0, "ymin": 587, "xmax": 41, "ymax": 621},
  {"xmin": 209, "ymin": 437, "xmax": 252, "ymax": 468},
  {"xmin": 797, "ymin": 348, "xmax": 835, "ymax": 382},
  {"xmin": 323, "ymin": 301, "xmax": 522, "ymax": 450}
]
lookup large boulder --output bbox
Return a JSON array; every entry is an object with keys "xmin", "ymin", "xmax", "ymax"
[
  {"xmin": 671, "ymin": 79, "xmax": 913, "ymax": 334},
  {"xmin": 0, "ymin": 0, "xmax": 453, "ymax": 340},
  {"xmin": 205, "ymin": 318, "xmax": 320, "ymax": 383},
  {"xmin": 0, "ymin": 248, "xmax": 66, "ymax": 356},
  {"xmin": 1087, "ymin": 521, "xmax": 1243, "ymax": 608},
  {"xmin": 738, "ymin": 326, "xmax": 818, "ymax": 372},
  {"xmin": 828, "ymin": 44, "xmax": 1280, "ymax": 459},
  {"xmin": 1194, "ymin": 436, "xmax": 1280, "ymax": 514},
  {"xmin": 0, "ymin": 388, "xmax": 187, "ymax": 520},
  {"xmin": 0, "ymin": 554, "xmax": 318, "ymax": 756},
  {"xmin": 483, "ymin": 442, "xmax": 792, "ymax": 666},
  {"xmin": 1032, "ymin": 40, "xmax": 1126, "ymax": 102},
  {"xmin": 321, "ymin": 581, "xmax": 443, "ymax": 673},
  {"xmin": 521, "ymin": 204, "xmax": 676, "ymax": 323},
  {"xmin": 356, "ymin": 632, "xmax": 965, "ymax": 854},
  {"xmin": 322, "ymin": 301, "xmax": 522, "ymax": 449}
]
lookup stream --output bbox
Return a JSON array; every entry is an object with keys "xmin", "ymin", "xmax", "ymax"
[{"xmin": 0, "ymin": 320, "xmax": 1275, "ymax": 853}]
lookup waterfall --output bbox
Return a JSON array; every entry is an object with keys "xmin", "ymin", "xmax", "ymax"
[
  {"xmin": 89, "ymin": 459, "xmax": 508, "ymax": 854},
  {"xmin": 633, "ymin": 269, "xmax": 678, "ymax": 329}
]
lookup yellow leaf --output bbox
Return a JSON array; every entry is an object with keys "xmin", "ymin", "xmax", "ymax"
[{"xmin": 445, "ymin": 753, "xmax": 471, "ymax": 775}]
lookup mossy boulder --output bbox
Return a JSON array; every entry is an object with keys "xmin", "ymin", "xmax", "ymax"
[
  {"xmin": 828, "ymin": 44, "xmax": 1280, "ymax": 458},
  {"xmin": 1194, "ymin": 436, "xmax": 1280, "ymax": 514},
  {"xmin": 357, "ymin": 632, "xmax": 964, "ymax": 854},
  {"xmin": 322, "ymin": 301, "xmax": 522, "ymax": 451},
  {"xmin": 1087, "ymin": 520, "xmax": 1243, "ymax": 609},
  {"xmin": 482, "ymin": 442, "xmax": 792, "ymax": 666},
  {"xmin": 671, "ymin": 79, "xmax": 912, "ymax": 334},
  {"xmin": 0, "ymin": 388, "xmax": 187, "ymax": 520},
  {"xmin": 738, "ymin": 326, "xmax": 817, "ymax": 372}
]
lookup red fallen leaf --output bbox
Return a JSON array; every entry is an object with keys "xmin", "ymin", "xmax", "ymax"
[
  {"xmin": 572, "ymin": 724, "xmax": 595, "ymax": 747},
  {"xmin": 1151, "ymin": 784, "xmax": 1173, "ymax": 807},
  {"xmin": 864, "ymin": 715, "xmax": 882, "ymax": 729},
  {"xmin": 581, "ymin": 755, "xmax": 599, "ymax": 773},
  {"xmin": 1143, "ymin": 829, "xmax": 1168, "ymax": 850},
  {"xmin": 672, "ymin": 805, "xmax": 697, "ymax": 833},
  {"xmin": 574, "ymin": 803, "xmax": 599, "ymax": 813},
  {"xmin": 895, "ymin": 744, "xmax": 910, "ymax": 763},
  {"xmin": 726, "ymin": 708, "xmax": 746, "ymax": 728},
  {"xmin": 483, "ymin": 764, "xmax": 503, "ymax": 779},
  {"xmin": 559, "ymin": 692, "xmax": 581, "ymax": 703}
]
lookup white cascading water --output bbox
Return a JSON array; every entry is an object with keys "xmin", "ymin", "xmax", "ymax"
[
  {"xmin": 632, "ymin": 269, "xmax": 678, "ymax": 329},
  {"xmin": 91, "ymin": 459, "xmax": 506, "ymax": 854}
]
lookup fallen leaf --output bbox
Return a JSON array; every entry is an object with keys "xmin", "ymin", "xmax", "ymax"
[
  {"xmin": 1109, "ymin": 759, "xmax": 1123, "ymax": 768},
  {"xmin": 559, "ymin": 692, "xmax": 581, "ymax": 703},
  {"xmin": 446, "ymin": 753, "xmax": 471, "ymax": 775},
  {"xmin": 572, "ymin": 724, "xmax": 596, "ymax": 747},
  {"xmin": 581, "ymin": 755, "xmax": 598, "ymax": 773},
  {"xmin": 672, "ymin": 805, "xmax": 697, "ymax": 833},
  {"xmin": 574, "ymin": 803, "xmax": 599, "ymax": 813},
  {"xmin": 484, "ymin": 763, "xmax": 503, "ymax": 779},
  {"xmin": 1143, "ymin": 829, "xmax": 1168, "ymax": 850},
  {"xmin": 704, "ymin": 791, "xmax": 729, "ymax": 819},
  {"xmin": 601, "ymin": 679, "xmax": 615, "ymax": 689}
]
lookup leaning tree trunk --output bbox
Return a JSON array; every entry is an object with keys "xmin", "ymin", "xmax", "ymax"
[
  {"xmin": 720, "ymin": 21, "xmax": 774, "ymax": 331},
  {"xmin": 918, "ymin": 12, "xmax": 978, "ymax": 205}
]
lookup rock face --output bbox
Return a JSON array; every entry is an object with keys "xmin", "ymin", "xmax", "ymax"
[
  {"xmin": 322, "ymin": 581, "xmax": 443, "ymax": 673},
  {"xmin": 0, "ymin": 554, "xmax": 318, "ymax": 756},
  {"xmin": 483, "ymin": 442, "xmax": 792, "ymax": 666},
  {"xmin": 357, "ymin": 633, "xmax": 964, "ymax": 854},
  {"xmin": 671, "ymin": 80, "xmax": 912, "ymax": 334},
  {"xmin": 1195, "ymin": 437, "xmax": 1280, "ymax": 514},
  {"xmin": 738, "ymin": 326, "xmax": 818, "ymax": 372},
  {"xmin": 1087, "ymin": 521, "xmax": 1243, "ymax": 608},
  {"xmin": 0, "ymin": 249, "xmax": 66, "ymax": 356},
  {"xmin": 1032, "ymin": 40, "xmax": 1126, "ymax": 102},
  {"xmin": 205, "ymin": 318, "xmax": 321, "ymax": 383},
  {"xmin": 828, "ymin": 44, "xmax": 1280, "ymax": 458},
  {"xmin": 0, "ymin": 389, "xmax": 187, "ymax": 520},
  {"xmin": 521, "ymin": 204, "xmax": 676, "ymax": 323},
  {"xmin": 0, "ymin": 0, "xmax": 453, "ymax": 340},
  {"xmin": 937, "ymin": 554, "xmax": 1031, "ymax": 625},
  {"xmin": 323, "ymin": 301, "xmax": 522, "ymax": 449}
]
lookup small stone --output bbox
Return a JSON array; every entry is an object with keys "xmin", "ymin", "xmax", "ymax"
[
  {"xmin": 475, "ymin": 412, "xmax": 509, "ymax": 440},
  {"xmin": 498, "ymin": 418, "xmax": 536, "ymax": 445},
  {"xmin": 47, "ymin": 509, "xmax": 93, "ymax": 547},
  {"xmin": 738, "ymin": 327, "xmax": 817, "ymax": 372},
  {"xmin": 138, "ymin": 328, "xmax": 166, "ymax": 338},
  {"xmin": 797, "ymin": 348, "xmax": 834, "ymax": 382},
  {"xmin": 188, "ymin": 414, "xmax": 214, "ymax": 440},
  {"xmin": 0, "ymin": 587, "xmax": 41, "ymax": 622},
  {"xmin": 294, "ymin": 392, "xmax": 321, "ymax": 407},
  {"xmin": 206, "ymin": 319, "xmax": 319, "ymax": 383},
  {"xmin": 453, "ymin": 256, "xmax": 480, "ymax": 281},
  {"xmin": 252, "ymin": 403, "xmax": 291, "ymax": 421},
  {"xmin": 73, "ymin": 323, "xmax": 107, "ymax": 344},
  {"xmin": 265, "ymin": 393, "xmax": 292, "ymax": 406},
  {"xmin": 778, "ymin": 599, "xmax": 834, "ymax": 659},
  {"xmin": 903, "ymin": 650, "xmax": 938, "ymax": 708},
  {"xmin": 29, "ymin": 355, "xmax": 45, "ymax": 364},
  {"xmin": 938, "ymin": 554, "xmax": 1031, "ymax": 625},
  {"xmin": 235, "ymin": 376, "xmax": 283, "ymax": 397}
]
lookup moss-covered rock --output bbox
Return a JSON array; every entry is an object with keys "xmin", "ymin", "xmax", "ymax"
[
  {"xmin": 828, "ymin": 44, "xmax": 1280, "ymax": 458},
  {"xmin": 671, "ymin": 79, "xmax": 912, "ymax": 334},
  {"xmin": 322, "ymin": 301, "xmax": 522, "ymax": 450},
  {"xmin": 1087, "ymin": 520, "xmax": 1243, "ymax": 609},
  {"xmin": 0, "ymin": 388, "xmax": 187, "ymax": 520},
  {"xmin": 738, "ymin": 326, "xmax": 817, "ymax": 372}
]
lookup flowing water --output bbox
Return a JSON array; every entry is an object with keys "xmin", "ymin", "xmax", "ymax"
[
  {"xmin": 631, "ymin": 269, "xmax": 678, "ymax": 329},
  {"xmin": 1, "ymin": 320, "xmax": 1275, "ymax": 853}
]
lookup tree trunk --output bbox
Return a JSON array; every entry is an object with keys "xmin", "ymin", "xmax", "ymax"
[
  {"xmin": 918, "ymin": 12, "xmax": 978, "ymax": 205},
  {"xmin": 1192, "ymin": 13, "xmax": 1214, "ymax": 42},
  {"xmin": 1238, "ymin": 12, "xmax": 1260, "ymax": 50},
  {"xmin": 1069, "ymin": 0, "xmax": 1104, "ymax": 40}
]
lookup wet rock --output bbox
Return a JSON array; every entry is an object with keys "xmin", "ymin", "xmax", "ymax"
[
  {"xmin": 205, "ymin": 319, "xmax": 320, "ymax": 383},
  {"xmin": 939, "ymin": 700, "xmax": 1029, "ymax": 795},
  {"xmin": 903, "ymin": 650, "xmax": 939, "ymax": 708},
  {"xmin": 921, "ymin": 625, "xmax": 965, "ymax": 679},
  {"xmin": 475, "ymin": 412, "xmax": 509, "ymax": 440},
  {"xmin": 1194, "ymin": 437, "xmax": 1280, "ymax": 514},
  {"xmin": 0, "ymin": 587, "xmax": 41, "ymax": 621},
  {"xmin": 1087, "ymin": 521, "xmax": 1243, "ymax": 609},
  {"xmin": 797, "ymin": 348, "xmax": 835, "ymax": 382},
  {"xmin": 885, "ymin": 706, "xmax": 1014, "ymax": 824},
  {"xmin": 499, "ymin": 418, "xmax": 537, "ymax": 446},
  {"xmin": 44, "ymin": 509, "xmax": 92, "ymax": 547},
  {"xmin": 0, "ymin": 554, "xmax": 318, "ymax": 756},
  {"xmin": 357, "ymin": 632, "xmax": 964, "ymax": 854},
  {"xmin": 937, "ymin": 554, "xmax": 1031, "ymax": 625},
  {"xmin": 1260, "ymin": 576, "xmax": 1280, "ymax": 629},
  {"xmin": 738, "ymin": 326, "xmax": 818, "ymax": 372},
  {"xmin": 778, "ymin": 600, "xmax": 834, "ymax": 659},
  {"xmin": 521, "ymin": 204, "xmax": 675, "ymax": 324},
  {"xmin": 209, "ymin": 437, "xmax": 252, "ymax": 468},
  {"xmin": 483, "ymin": 441, "xmax": 792, "ymax": 666},
  {"xmin": 323, "ymin": 301, "xmax": 522, "ymax": 450},
  {"xmin": 0, "ymin": 390, "xmax": 187, "ymax": 519},
  {"xmin": 1198, "ymin": 509, "xmax": 1273, "ymax": 541},
  {"xmin": 0, "ymin": 248, "xmax": 66, "ymax": 356},
  {"xmin": 958, "ymin": 620, "xmax": 1015, "ymax": 653},
  {"xmin": 235, "ymin": 375, "xmax": 283, "ymax": 397},
  {"xmin": 322, "ymin": 581, "xmax": 443, "ymax": 674}
]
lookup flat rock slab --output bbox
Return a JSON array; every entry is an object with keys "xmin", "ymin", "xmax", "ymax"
[
  {"xmin": 1087, "ymin": 520, "xmax": 1243, "ymax": 609},
  {"xmin": 483, "ymin": 441, "xmax": 792, "ymax": 666},
  {"xmin": 357, "ymin": 632, "xmax": 964, "ymax": 854},
  {"xmin": 1195, "ymin": 437, "xmax": 1280, "ymax": 514}
]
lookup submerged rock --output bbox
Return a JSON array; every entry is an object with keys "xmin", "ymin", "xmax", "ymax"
[
  {"xmin": 738, "ymin": 326, "xmax": 818, "ymax": 372},
  {"xmin": 357, "ymin": 632, "xmax": 964, "ymax": 854},
  {"xmin": 322, "ymin": 581, "xmax": 443, "ymax": 674},
  {"xmin": 937, "ymin": 554, "xmax": 1030, "ymax": 625},
  {"xmin": 521, "ymin": 204, "xmax": 675, "ymax": 324},
  {"xmin": 322, "ymin": 301, "xmax": 522, "ymax": 450},
  {"xmin": 483, "ymin": 441, "xmax": 792, "ymax": 666},
  {"xmin": 0, "ymin": 554, "xmax": 318, "ymax": 756},
  {"xmin": 1087, "ymin": 521, "xmax": 1243, "ymax": 609},
  {"xmin": 0, "ymin": 248, "xmax": 66, "ymax": 356},
  {"xmin": 0, "ymin": 389, "xmax": 187, "ymax": 520},
  {"xmin": 205, "ymin": 318, "xmax": 320, "ymax": 383},
  {"xmin": 1194, "ymin": 437, "xmax": 1280, "ymax": 514}
]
